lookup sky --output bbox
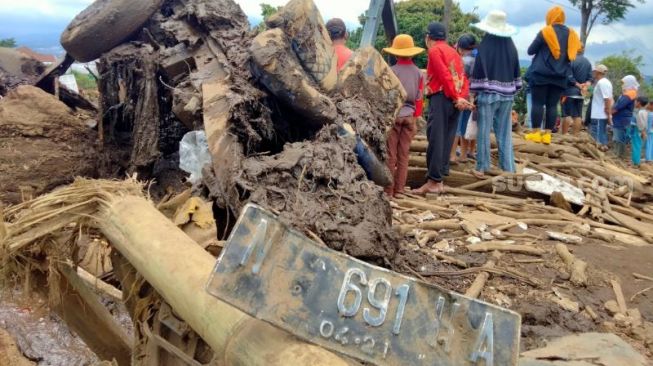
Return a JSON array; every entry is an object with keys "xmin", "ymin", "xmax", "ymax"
[{"xmin": 1, "ymin": 0, "xmax": 652, "ymax": 73}]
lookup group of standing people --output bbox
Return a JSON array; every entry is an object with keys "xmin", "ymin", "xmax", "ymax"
[
  {"xmin": 597, "ymin": 73, "xmax": 653, "ymax": 166},
  {"xmin": 326, "ymin": 5, "xmax": 653, "ymax": 198},
  {"xmin": 405, "ymin": 9, "xmax": 524, "ymax": 195}
]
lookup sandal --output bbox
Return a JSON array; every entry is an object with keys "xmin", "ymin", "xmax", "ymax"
[{"xmin": 471, "ymin": 170, "xmax": 486, "ymax": 179}]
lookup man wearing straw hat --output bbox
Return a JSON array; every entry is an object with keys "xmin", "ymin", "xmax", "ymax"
[
  {"xmin": 382, "ymin": 34, "xmax": 425, "ymax": 197},
  {"xmin": 414, "ymin": 22, "xmax": 473, "ymax": 195}
]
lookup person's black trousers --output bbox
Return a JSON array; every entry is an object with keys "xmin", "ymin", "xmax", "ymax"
[
  {"xmin": 426, "ymin": 93, "xmax": 460, "ymax": 182},
  {"xmin": 531, "ymin": 84, "xmax": 564, "ymax": 130}
]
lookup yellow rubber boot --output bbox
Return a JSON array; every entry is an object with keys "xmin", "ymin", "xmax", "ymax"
[
  {"xmin": 542, "ymin": 130, "xmax": 552, "ymax": 145},
  {"xmin": 525, "ymin": 130, "xmax": 542, "ymax": 143}
]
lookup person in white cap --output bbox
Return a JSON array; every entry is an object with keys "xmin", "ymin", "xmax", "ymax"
[
  {"xmin": 589, "ymin": 64, "xmax": 613, "ymax": 148},
  {"xmin": 469, "ymin": 10, "xmax": 521, "ymax": 178}
]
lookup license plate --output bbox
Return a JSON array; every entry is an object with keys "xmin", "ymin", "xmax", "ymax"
[{"xmin": 206, "ymin": 204, "xmax": 521, "ymax": 365}]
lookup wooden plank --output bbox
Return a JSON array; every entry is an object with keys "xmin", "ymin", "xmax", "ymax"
[
  {"xmin": 611, "ymin": 280, "xmax": 628, "ymax": 315},
  {"xmin": 51, "ymin": 264, "xmax": 132, "ymax": 366}
]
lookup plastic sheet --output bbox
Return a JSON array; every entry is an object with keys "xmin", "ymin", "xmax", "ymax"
[{"xmin": 179, "ymin": 131, "xmax": 212, "ymax": 185}]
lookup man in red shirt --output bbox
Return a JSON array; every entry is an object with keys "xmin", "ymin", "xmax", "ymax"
[
  {"xmin": 326, "ymin": 18, "xmax": 353, "ymax": 71},
  {"xmin": 414, "ymin": 22, "xmax": 472, "ymax": 195}
]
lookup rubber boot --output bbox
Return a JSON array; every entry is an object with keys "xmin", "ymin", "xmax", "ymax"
[
  {"xmin": 525, "ymin": 130, "xmax": 542, "ymax": 143},
  {"xmin": 542, "ymin": 130, "xmax": 552, "ymax": 145}
]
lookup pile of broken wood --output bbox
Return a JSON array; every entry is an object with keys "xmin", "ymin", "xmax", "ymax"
[{"xmin": 405, "ymin": 132, "xmax": 653, "ymax": 247}]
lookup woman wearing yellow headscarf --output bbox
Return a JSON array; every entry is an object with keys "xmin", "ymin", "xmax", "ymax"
[{"xmin": 525, "ymin": 6, "xmax": 583, "ymax": 143}]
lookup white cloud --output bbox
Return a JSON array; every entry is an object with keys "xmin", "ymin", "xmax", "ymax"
[
  {"xmin": 0, "ymin": 0, "xmax": 92, "ymax": 18},
  {"xmin": 1, "ymin": 0, "xmax": 651, "ymax": 73},
  {"xmin": 236, "ymin": 0, "xmax": 369, "ymax": 27}
]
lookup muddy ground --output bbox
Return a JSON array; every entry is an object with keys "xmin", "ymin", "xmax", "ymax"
[
  {"xmin": 0, "ymin": 289, "xmax": 98, "ymax": 365},
  {"xmin": 0, "ymin": 86, "xmax": 98, "ymax": 205},
  {"xmin": 392, "ymin": 218, "xmax": 653, "ymax": 359}
]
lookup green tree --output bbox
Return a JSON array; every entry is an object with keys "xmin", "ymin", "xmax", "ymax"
[
  {"xmin": 567, "ymin": 0, "xmax": 645, "ymax": 44},
  {"xmin": 260, "ymin": 3, "xmax": 281, "ymax": 19},
  {"xmin": 347, "ymin": 0, "xmax": 481, "ymax": 68},
  {"xmin": 256, "ymin": 3, "xmax": 282, "ymax": 32},
  {"xmin": 599, "ymin": 51, "xmax": 650, "ymax": 98},
  {"xmin": 73, "ymin": 71, "xmax": 98, "ymax": 90},
  {"xmin": 0, "ymin": 38, "xmax": 17, "ymax": 48},
  {"xmin": 513, "ymin": 67, "xmax": 529, "ymax": 116}
]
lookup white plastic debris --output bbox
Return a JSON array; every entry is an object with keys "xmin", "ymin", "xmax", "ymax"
[
  {"xmin": 179, "ymin": 130, "xmax": 212, "ymax": 185},
  {"xmin": 416, "ymin": 211, "xmax": 436, "ymax": 223},
  {"xmin": 523, "ymin": 167, "xmax": 585, "ymax": 205},
  {"xmin": 480, "ymin": 232, "xmax": 495, "ymax": 241},
  {"xmin": 466, "ymin": 236, "xmax": 482, "ymax": 245}
]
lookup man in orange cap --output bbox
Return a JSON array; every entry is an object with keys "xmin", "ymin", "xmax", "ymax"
[{"xmin": 382, "ymin": 34, "xmax": 425, "ymax": 197}]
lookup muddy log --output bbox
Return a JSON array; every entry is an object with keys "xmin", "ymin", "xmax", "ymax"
[{"xmin": 99, "ymin": 195, "xmax": 355, "ymax": 366}]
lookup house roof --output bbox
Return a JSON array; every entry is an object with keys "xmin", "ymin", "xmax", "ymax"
[{"xmin": 16, "ymin": 47, "xmax": 57, "ymax": 63}]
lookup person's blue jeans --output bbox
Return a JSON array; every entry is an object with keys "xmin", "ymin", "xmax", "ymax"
[
  {"xmin": 456, "ymin": 110, "xmax": 472, "ymax": 137},
  {"xmin": 476, "ymin": 99, "xmax": 516, "ymax": 173},
  {"xmin": 629, "ymin": 125, "xmax": 643, "ymax": 165},
  {"xmin": 525, "ymin": 92, "xmax": 532, "ymax": 129},
  {"xmin": 612, "ymin": 126, "xmax": 628, "ymax": 144},
  {"xmin": 590, "ymin": 119, "xmax": 608, "ymax": 145}
]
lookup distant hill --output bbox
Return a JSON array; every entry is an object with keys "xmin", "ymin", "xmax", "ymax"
[{"xmin": 519, "ymin": 59, "xmax": 532, "ymax": 69}]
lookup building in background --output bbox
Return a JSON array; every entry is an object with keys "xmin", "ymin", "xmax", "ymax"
[{"xmin": 16, "ymin": 46, "xmax": 56, "ymax": 66}]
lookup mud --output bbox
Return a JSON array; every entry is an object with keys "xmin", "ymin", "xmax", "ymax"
[
  {"xmin": 0, "ymin": 48, "xmax": 45, "ymax": 96},
  {"xmin": 235, "ymin": 126, "xmax": 398, "ymax": 261},
  {"xmin": 93, "ymin": 0, "xmax": 402, "ymax": 264},
  {"xmin": 0, "ymin": 289, "xmax": 98, "ymax": 365},
  {"xmin": 0, "ymin": 86, "xmax": 98, "ymax": 204}
]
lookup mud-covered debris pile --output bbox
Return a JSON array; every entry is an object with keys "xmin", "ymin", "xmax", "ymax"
[
  {"xmin": 0, "ymin": 85, "xmax": 97, "ymax": 204},
  {"xmin": 90, "ymin": 0, "xmax": 403, "ymax": 260},
  {"xmin": 238, "ymin": 126, "xmax": 398, "ymax": 261}
]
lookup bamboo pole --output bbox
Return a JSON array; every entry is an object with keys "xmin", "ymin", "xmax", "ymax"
[
  {"xmin": 467, "ymin": 242, "xmax": 546, "ymax": 256},
  {"xmin": 465, "ymin": 252, "xmax": 501, "ymax": 298},
  {"xmin": 555, "ymin": 244, "xmax": 588, "ymax": 286},
  {"xmin": 611, "ymin": 280, "xmax": 628, "ymax": 315},
  {"xmin": 99, "ymin": 196, "xmax": 353, "ymax": 366},
  {"xmin": 76, "ymin": 266, "xmax": 123, "ymax": 301}
]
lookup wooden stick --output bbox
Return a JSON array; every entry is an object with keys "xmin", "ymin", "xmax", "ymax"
[
  {"xmin": 399, "ymin": 220, "xmax": 461, "ymax": 234},
  {"xmin": 630, "ymin": 287, "xmax": 653, "ymax": 302},
  {"xmin": 437, "ymin": 187, "xmax": 525, "ymax": 201},
  {"xmin": 585, "ymin": 305, "xmax": 599, "ymax": 321},
  {"xmin": 76, "ymin": 265, "xmax": 123, "ymax": 301},
  {"xmin": 611, "ymin": 280, "xmax": 628, "ymax": 314},
  {"xmin": 555, "ymin": 243, "xmax": 588, "ymax": 286},
  {"xmin": 633, "ymin": 273, "xmax": 653, "ymax": 282},
  {"xmin": 514, "ymin": 259, "xmax": 545, "ymax": 264},
  {"xmin": 431, "ymin": 252, "xmax": 468, "ymax": 268},
  {"xmin": 409, "ymin": 140, "xmax": 428, "ymax": 153},
  {"xmin": 465, "ymin": 252, "xmax": 502, "ymax": 299},
  {"xmin": 467, "ymin": 242, "xmax": 546, "ymax": 256}
]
